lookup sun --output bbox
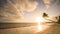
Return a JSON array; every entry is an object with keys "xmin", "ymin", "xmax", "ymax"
[
  {"xmin": 36, "ymin": 17, "xmax": 43, "ymax": 23},
  {"xmin": 35, "ymin": 17, "xmax": 44, "ymax": 31}
]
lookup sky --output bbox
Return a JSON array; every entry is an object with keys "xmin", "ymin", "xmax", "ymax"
[{"xmin": 0, "ymin": 0, "xmax": 60, "ymax": 22}]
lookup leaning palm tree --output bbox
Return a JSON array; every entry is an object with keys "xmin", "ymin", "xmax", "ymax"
[{"xmin": 42, "ymin": 13, "xmax": 60, "ymax": 24}]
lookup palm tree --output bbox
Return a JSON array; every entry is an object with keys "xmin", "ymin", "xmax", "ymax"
[{"xmin": 42, "ymin": 13, "xmax": 60, "ymax": 24}]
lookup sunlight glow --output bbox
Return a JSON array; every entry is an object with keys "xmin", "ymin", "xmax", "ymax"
[
  {"xmin": 36, "ymin": 17, "xmax": 43, "ymax": 22},
  {"xmin": 37, "ymin": 24, "xmax": 43, "ymax": 32},
  {"xmin": 35, "ymin": 16, "xmax": 53, "ymax": 32},
  {"xmin": 35, "ymin": 17, "xmax": 44, "ymax": 32}
]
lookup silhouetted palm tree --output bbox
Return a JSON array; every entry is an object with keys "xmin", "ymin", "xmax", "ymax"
[{"xmin": 43, "ymin": 13, "xmax": 48, "ymax": 18}]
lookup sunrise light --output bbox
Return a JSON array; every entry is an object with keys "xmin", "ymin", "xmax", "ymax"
[{"xmin": 35, "ymin": 17, "xmax": 44, "ymax": 31}]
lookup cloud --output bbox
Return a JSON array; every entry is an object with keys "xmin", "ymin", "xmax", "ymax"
[
  {"xmin": 43, "ymin": 0, "xmax": 51, "ymax": 8},
  {"xmin": 43, "ymin": 0, "xmax": 51, "ymax": 4},
  {"xmin": 16, "ymin": 0, "xmax": 38, "ymax": 12},
  {"xmin": 0, "ymin": 0, "xmax": 38, "ymax": 22}
]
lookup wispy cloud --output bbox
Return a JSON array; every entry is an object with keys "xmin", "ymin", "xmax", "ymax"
[{"xmin": 0, "ymin": 0, "xmax": 38, "ymax": 22}]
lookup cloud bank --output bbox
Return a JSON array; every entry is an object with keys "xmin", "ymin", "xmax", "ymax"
[{"xmin": 0, "ymin": 0, "xmax": 38, "ymax": 22}]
